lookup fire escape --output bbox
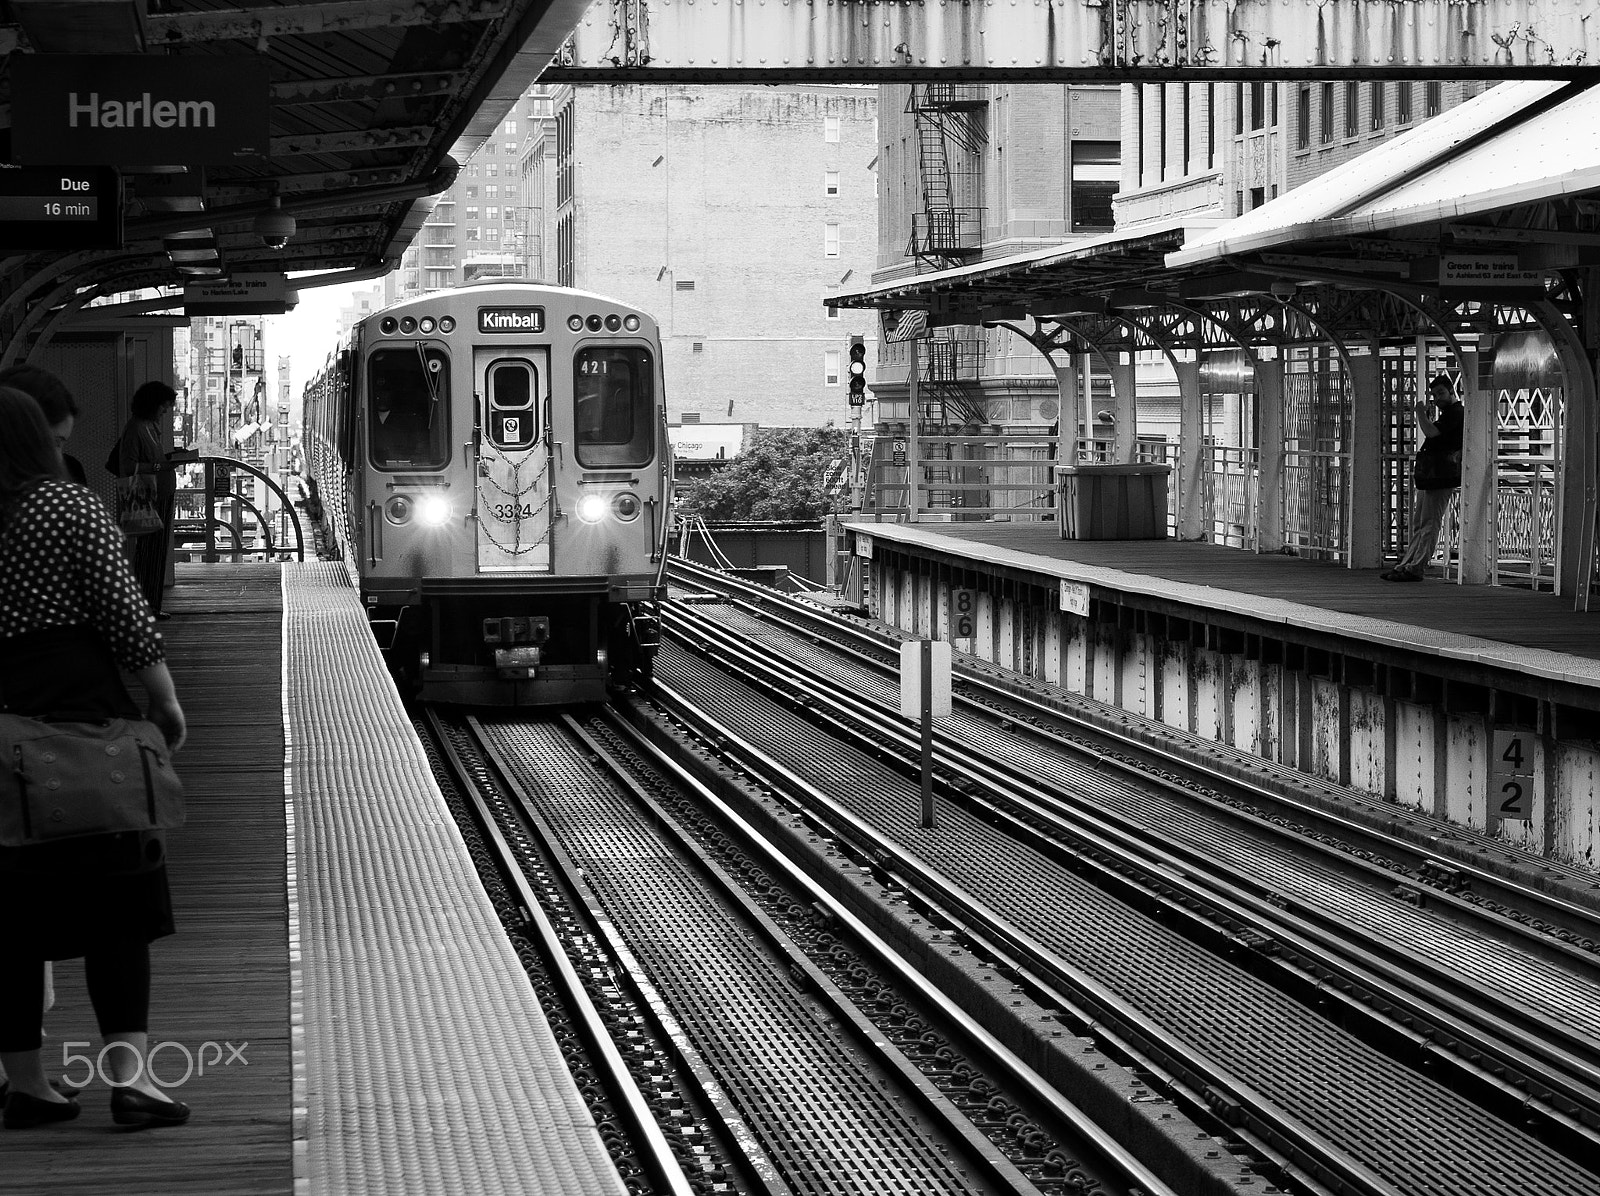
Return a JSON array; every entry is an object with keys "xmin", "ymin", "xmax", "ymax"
[{"xmin": 908, "ymin": 85, "xmax": 989, "ymax": 511}]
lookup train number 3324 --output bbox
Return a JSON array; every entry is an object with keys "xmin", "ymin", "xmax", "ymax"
[{"xmin": 488, "ymin": 502, "xmax": 536, "ymax": 521}]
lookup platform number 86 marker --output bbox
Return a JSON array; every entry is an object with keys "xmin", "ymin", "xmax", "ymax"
[
  {"xmin": 952, "ymin": 589, "xmax": 976, "ymax": 639},
  {"xmin": 1491, "ymin": 729, "xmax": 1534, "ymax": 822}
]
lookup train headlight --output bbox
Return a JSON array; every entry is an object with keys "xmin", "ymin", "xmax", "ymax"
[
  {"xmin": 604, "ymin": 314, "xmax": 621, "ymax": 332},
  {"xmin": 585, "ymin": 314, "xmax": 603, "ymax": 332},
  {"xmin": 416, "ymin": 495, "xmax": 451, "ymax": 526},
  {"xmin": 418, "ymin": 316, "xmax": 436, "ymax": 333},
  {"xmin": 612, "ymin": 493, "xmax": 641, "ymax": 521},
  {"xmin": 439, "ymin": 316, "xmax": 456, "ymax": 333},
  {"xmin": 576, "ymin": 494, "xmax": 608, "ymax": 523},
  {"xmin": 624, "ymin": 315, "xmax": 640, "ymax": 332},
  {"xmin": 384, "ymin": 496, "xmax": 413, "ymax": 524},
  {"xmin": 380, "ymin": 317, "xmax": 398, "ymax": 335},
  {"xmin": 567, "ymin": 315, "xmax": 583, "ymax": 332},
  {"xmin": 399, "ymin": 316, "xmax": 417, "ymax": 334}
]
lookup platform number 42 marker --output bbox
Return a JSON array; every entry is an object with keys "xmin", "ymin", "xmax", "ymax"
[{"xmin": 1490, "ymin": 729, "xmax": 1534, "ymax": 823}]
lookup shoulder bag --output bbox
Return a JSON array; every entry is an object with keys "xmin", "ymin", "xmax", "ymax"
[
  {"xmin": 113, "ymin": 471, "xmax": 164, "ymax": 535},
  {"xmin": 0, "ymin": 710, "xmax": 185, "ymax": 848}
]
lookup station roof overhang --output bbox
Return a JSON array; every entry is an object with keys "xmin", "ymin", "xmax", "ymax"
[
  {"xmin": 832, "ymin": 79, "xmax": 1600, "ymax": 335},
  {"xmin": 0, "ymin": 0, "xmax": 590, "ymax": 314}
]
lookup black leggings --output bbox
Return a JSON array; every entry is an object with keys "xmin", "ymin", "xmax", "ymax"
[{"xmin": 0, "ymin": 943, "xmax": 150, "ymax": 1053}]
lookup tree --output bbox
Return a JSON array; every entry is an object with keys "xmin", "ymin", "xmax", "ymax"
[{"xmin": 675, "ymin": 425, "xmax": 848, "ymax": 521}]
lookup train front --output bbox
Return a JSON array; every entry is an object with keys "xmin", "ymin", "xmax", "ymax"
[{"xmin": 355, "ymin": 284, "xmax": 667, "ymax": 704}]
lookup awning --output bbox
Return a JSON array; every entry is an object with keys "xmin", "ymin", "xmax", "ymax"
[
  {"xmin": 830, "ymin": 215, "xmax": 1219, "ymax": 313},
  {"xmin": 1167, "ymin": 79, "xmax": 1593, "ymax": 269}
]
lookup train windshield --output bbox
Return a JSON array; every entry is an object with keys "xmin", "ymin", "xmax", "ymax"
[
  {"xmin": 368, "ymin": 345, "xmax": 450, "ymax": 469},
  {"xmin": 574, "ymin": 347, "xmax": 654, "ymax": 467}
]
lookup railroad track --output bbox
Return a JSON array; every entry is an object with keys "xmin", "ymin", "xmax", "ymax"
[
  {"xmin": 648, "ymin": 559, "xmax": 1600, "ymax": 1196},
  {"xmin": 419, "ymin": 705, "xmax": 1176, "ymax": 1196}
]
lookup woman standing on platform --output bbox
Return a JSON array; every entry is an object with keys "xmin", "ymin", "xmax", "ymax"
[
  {"xmin": 110, "ymin": 381, "xmax": 180, "ymax": 620},
  {"xmin": 0, "ymin": 387, "xmax": 192, "ymax": 1130}
]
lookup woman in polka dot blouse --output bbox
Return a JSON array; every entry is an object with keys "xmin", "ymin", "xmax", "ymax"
[{"xmin": 0, "ymin": 385, "xmax": 192, "ymax": 1130}]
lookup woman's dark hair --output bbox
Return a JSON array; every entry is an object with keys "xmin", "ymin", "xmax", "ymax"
[
  {"xmin": 0, "ymin": 364, "xmax": 77, "ymax": 424},
  {"xmin": 131, "ymin": 380, "xmax": 178, "ymax": 420},
  {"xmin": 0, "ymin": 386, "xmax": 66, "ymax": 512}
]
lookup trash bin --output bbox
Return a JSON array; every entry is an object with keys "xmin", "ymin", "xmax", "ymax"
[{"xmin": 1057, "ymin": 464, "xmax": 1170, "ymax": 539}]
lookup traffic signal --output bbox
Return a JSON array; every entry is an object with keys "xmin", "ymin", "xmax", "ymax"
[{"xmin": 847, "ymin": 336, "xmax": 867, "ymax": 406}]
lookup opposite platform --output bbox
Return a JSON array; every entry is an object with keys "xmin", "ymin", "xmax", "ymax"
[{"xmin": 2, "ymin": 562, "xmax": 627, "ymax": 1196}]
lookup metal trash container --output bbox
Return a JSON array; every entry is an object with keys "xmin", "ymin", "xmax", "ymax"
[{"xmin": 1057, "ymin": 464, "xmax": 1170, "ymax": 539}]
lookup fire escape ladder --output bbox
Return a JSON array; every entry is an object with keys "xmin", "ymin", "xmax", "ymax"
[{"xmin": 908, "ymin": 84, "xmax": 987, "ymax": 270}]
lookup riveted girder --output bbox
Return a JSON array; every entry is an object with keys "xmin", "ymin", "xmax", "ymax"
[{"xmin": 547, "ymin": 0, "xmax": 1600, "ymax": 81}]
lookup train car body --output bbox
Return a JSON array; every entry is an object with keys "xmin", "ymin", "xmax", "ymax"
[{"xmin": 303, "ymin": 281, "xmax": 668, "ymax": 704}]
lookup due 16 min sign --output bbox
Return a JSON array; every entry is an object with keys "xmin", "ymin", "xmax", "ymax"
[{"xmin": 0, "ymin": 168, "xmax": 121, "ymax": 250}]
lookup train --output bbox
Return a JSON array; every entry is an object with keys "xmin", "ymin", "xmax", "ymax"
[{"xmin": 301, "ymin": 280, "xmax": 669, "ymax": 705}]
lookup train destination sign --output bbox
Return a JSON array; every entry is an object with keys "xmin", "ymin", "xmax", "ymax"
[
  {"xmin": 11, "ymin": 55, "xmax": 269, "ymax": 167},
  {"xmin": 0, "ymin": 167, "xmax": 121, "ymax": 250},
  {"xmin": 479, "ymin": 307, "xmax": 545, "ymax": 333}
]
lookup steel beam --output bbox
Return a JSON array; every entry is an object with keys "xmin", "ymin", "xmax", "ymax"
[{"xmin": 547, "ymin": 0, "xmax": 1600, "ymax": 82}]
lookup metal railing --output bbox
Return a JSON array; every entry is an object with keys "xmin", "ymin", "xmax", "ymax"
[{"xmin": 170, "ymin": 455, "xmax": 306, "ymax": 563}]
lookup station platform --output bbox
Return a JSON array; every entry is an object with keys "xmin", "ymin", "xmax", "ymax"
[
  {"xmin": 2, "ymin": 562, "xmax": 626, "ymax": 1196},
  {"xmin": 842, "ymin": 518, "xmax": 1600, "ymax": 866}
]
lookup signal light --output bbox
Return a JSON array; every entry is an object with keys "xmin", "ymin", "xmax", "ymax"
[{"xmin": 847, "ymin": 336, "xmax": 867, "ymax": 406}]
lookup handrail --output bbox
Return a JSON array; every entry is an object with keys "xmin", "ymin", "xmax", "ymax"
[{"xmin": 172, "ymin": 455, "xmax": 306, "ymax": 563}]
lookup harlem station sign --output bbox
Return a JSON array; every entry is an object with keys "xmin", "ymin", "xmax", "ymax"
[{"xmin": 10, "ymin": 55, "xmax": 270, "ymax": 168}]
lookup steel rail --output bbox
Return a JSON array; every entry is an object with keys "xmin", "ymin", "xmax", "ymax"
[
  {"xmin": 580, "ymin": 705, "xmax": 1183, "ymax": 1196},
  {"xmin": 666, "ymin": 558, "xmax": 1600, "ymax": 964},
  {"xmin": 645, "ymin": 666, "xmax": 1404, "ymax": 1196},
  {"xmin": 550, "ymin": 710, "xmax": 1064, "ymax": 1196},
  {"xmin": 422, "ymin": 709, "xmax": 696, "ymax": 1196},
  {"xmin": 663, "ymin": 598, "xmax": 1600, "ymax": 1155}
]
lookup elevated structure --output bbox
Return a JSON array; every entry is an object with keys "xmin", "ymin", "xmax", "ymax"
[{"xmin": 549, "ymin": 0, "xmax": 1600, "ymax": 82}]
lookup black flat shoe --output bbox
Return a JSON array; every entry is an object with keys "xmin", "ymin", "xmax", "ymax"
[
  {"xmin": 110, "ymin": 1088, "xmax": 190, "ymax": 1127},
  {"xmin": 3, "ymin": 1089, "xmax": 81, "ymax": 1129}
]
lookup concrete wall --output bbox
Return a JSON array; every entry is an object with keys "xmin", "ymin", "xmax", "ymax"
[{"xmin": 567, "ymin": 84, "xmax": 880, "ymax": 428}]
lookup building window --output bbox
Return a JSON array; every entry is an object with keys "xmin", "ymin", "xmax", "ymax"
[
  {"xmin": 1426, "ymin": 81, "xmax": 1442, "ymax": 116},
  {"xmin": 1207, "ymin": 82, "xmax": 1215, "ymax": 167},
  {"xmin": 465, "ymin": 206, "xmax": 479, "ymax": 220},
  {"xmin": 465, "ymin": 228, "xmax": 479, "ymax": 241},
  {"xmin": 1271, "ymin": 83, "xmax": 1279, "ymax": 127},
  {"xmin": 1157, "ymin": 83, "xmax": 1167, "ymax": 181},
  {"xmin": 1250, "ymin": 186, "xmax": 1265, "ymax": 210},
  {"xmin": 826, "ymin": 304, "xmax": 840, "ymax": 319},
  {"xmin": 824, "ymin": 115, "xmax": 840, "ymax": 143},
  {"xmin": 485, "ymin": 185, "xmax": 498, "ymax": 200},
  {"xmin": 1236, "ymin": 190, "xmax": 1245, "ymax": 216},
  {"xmin": 825, "ymin": 170, "xmax": 840, "ymax": 196},
  {"xmin": 1345, "ymin": 82, "xmax": 1359, "ymax": 138},
  {"xmin": 486, "ymin": 206, "xmax": 499, "ymax": 221},
  {"xmin": 484, "ymin": 142, "xmax": 497, "ymax": 154},
  {"xmin": 1321, "ymin": 82, "xmax": 1334, "ymax": 144},
  {"xmin": 485, "ymin": 226, "xmax": 499, "ymax": 241},
  {"xmin": 1070, "ymin": 141, "xmax": 1119, "ymax": 232},
  {"xmin": 1234, "ymin": 82, "xmax": 1244, "ymax": 135},
  {"xmin": 465, "ymin": 186, "xmax": 478, "ymax": 198},
  {"xmin": 504, "ymin": 119, "xmax": 517, "ymax": 135},
  {"xmin": 824, "ymin": 350, "xmax": 841, "ymax": 385},
  {"xmin": 1370, "ymin": 82, "xmax": 1385, "ymax": 130},
  {"xmin": 1397, "ymin": 83, "xmax": 1413, "ymax": 124},
  {"xmin": 1250, "ymin": 81, "xmax": 1264, "ymax": 130},
  {"xmin": 485, "ymin": 164, "xmax": 498, "ymax": 177},
  {"xmin": 824, "ymin": 223, "xmax": 840, "ymax": 257},
  {"xmin": 503, "ymin": 185, "xmax": 518, "ymax": 200},
  {"xmin": 1296, "ymin": 85, "xmax": 1311, "ymax": 150}
]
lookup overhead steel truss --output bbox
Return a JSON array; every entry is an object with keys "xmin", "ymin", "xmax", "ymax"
[{"xmin": 548, "ymin": 0, "xmax": 1600, "ymax": 82}]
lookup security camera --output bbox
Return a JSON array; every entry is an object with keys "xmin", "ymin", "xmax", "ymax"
[{"xmin": 254, "ymin": 197, "xmax": 296, "ymax": 250}]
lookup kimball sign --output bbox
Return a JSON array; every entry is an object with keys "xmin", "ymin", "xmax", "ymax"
[{"xmin": 11, "ymin": 56, "xmax": 269, "ymax": 167}]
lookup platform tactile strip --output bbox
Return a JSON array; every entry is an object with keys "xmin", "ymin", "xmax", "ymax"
[{"xmin": 282, "ymin": 563, "xmax": 627, "ymax": 1196}]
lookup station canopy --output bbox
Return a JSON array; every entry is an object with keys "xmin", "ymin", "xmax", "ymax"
[
  {"xmin": 0, "ymin": 0, "xmax": 589, "ymax": 303},
  {"xmin": 833, "ymin": 80, "xmax": 1600, "ymax": 332}
]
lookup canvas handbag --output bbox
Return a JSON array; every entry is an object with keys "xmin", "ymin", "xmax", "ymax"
[
  {"xmin": 0, "ymin": 713, "xmax": 185, "ymax": 848},
  {"xmin": 113, "ymin": 471, "xmax": 164, "ymax": 536}
]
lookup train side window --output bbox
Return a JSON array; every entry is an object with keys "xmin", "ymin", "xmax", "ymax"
[
  {"xmin": 574, "ymin": 347, "xmax": 654, "ymax": 467},
  {"xmin": 486, "ymin": 359, "xmax": 539, "ymax": 450},
  {"xmin": 368, "ymin": 346, "xmax": 449, "ymax": 469}
]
